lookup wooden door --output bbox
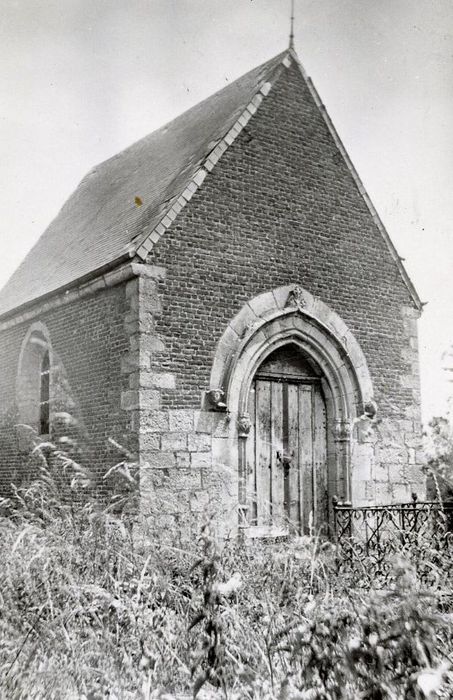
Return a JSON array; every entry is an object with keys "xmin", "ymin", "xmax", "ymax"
[{"xmin": 246, "ymin": 371, "xmax": 327, "ymax": 537}]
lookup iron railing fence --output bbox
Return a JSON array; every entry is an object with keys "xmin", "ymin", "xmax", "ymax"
[{"xmin": 332, "ymin": 493, "xmax": 453, "ymax": 586}]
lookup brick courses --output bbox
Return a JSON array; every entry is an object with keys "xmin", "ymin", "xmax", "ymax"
[
  {"xmin": 148, "ymin": 64, "xmax": 419, "ymax": 417},
  {"xmin": 0, "ymin": 283, "xmax": 135, "ymax": 498}
]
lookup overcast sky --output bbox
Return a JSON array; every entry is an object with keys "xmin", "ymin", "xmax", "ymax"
[{"xmin": 1, "ymin": 0, "xmax": 452, "ymax": 423}]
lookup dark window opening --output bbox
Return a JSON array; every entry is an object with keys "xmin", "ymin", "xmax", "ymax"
[{"xmin": 39, "ymin": 350, "xmax": 50, "ymax": 435}]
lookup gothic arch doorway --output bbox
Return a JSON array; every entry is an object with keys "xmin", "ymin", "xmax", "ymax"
[
  {"xmin": 207, "ymin": 284, "xmax": 375, "ymax": 538},
  {"xmin": 245, "ymin": 344, "xmax": 328, "ymax": 536}
]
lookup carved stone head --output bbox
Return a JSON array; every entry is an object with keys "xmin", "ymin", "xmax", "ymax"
[
  {"xmin": 237, "ymin": 413, "xmax": 252, "ymax": 437},
  {"xmin": 207, "ymin": 388, "xmax": 227, "ymax": 410},
  {"xmin": 363, "ymin": 400, "xmax": 378, "ymax": 419}
]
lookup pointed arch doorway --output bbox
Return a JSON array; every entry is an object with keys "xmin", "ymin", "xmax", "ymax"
[
  {"xmin": 245, "ymin": 344, "xmax": 328, "ymax": 536},
  {"xmin": 208, "ymin": 284, "xmax": 375, "ymax": 540}
]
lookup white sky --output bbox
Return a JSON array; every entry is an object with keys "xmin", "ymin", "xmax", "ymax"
[{"xmin": 1, "ymin": 0, "xmax": 452, "ymax": 424}]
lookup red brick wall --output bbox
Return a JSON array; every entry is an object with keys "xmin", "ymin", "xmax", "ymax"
[
  {"xmin": 148, "ymin": 63, "xmax": 419, "ymax": 419},
  {"xmin": 0, "ymin": 284, "xmax": 135, "ymax": 498}
]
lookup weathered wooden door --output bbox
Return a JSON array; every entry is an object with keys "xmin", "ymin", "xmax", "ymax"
[{"xmin": 246, "ymin": 346, "xmax": 328, "ymax": 536}]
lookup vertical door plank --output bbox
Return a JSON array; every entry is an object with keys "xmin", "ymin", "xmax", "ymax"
[
  {"xmin": 313, "ymin": 385, "xmax": 328, "ymax": 533},
  {"xmin": 287, "ymin": 383, "xmax": 300, "ymax": 531},
  {"xmin": 299, "ymin": 385, "xmax": 314, "ymax": 534},
  {"xmin": 271, "ymin": 381, "xmax": 284, "ymax": 528},
  {"xmin": 246, "ymin": 385, "xmax": 257, "ymax": 525},
  {"xmin": 255, "ymin": 380, "xmax": 271, "ymax": 526}
]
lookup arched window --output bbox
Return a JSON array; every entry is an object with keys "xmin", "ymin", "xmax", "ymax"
[
  {"xmin": 16, "ymin": 322, "xmax": 53, "ymax": 440},
  {"xmin": 39, "ymin": 350, "xmax": 50, "ymax": 436}
]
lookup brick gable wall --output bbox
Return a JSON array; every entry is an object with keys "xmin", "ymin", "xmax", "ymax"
[{"xmin": 148, "ymin": 64, "xmax": 418, "ymax": 416}]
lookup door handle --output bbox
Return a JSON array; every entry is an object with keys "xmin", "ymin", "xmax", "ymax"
[{"xmin": 276, "ymin": 450, "xmax": 294, "ymax": 467}]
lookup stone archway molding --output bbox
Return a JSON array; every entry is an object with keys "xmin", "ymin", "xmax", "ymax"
[
  {"xmin": 209, "ymin": 284, "xmax": 375, "ymax": 522},
  {"xmin": 209, "ymin": 284, "xmax": 374, "ymax": 419}
]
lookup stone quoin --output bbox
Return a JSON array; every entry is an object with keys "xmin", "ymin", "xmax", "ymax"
[{"xmin": 0, "ymin": 48, "xmax": 425, "ymax": 538}]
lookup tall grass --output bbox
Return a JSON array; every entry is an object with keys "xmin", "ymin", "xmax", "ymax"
[{"xmin": 1, "ymin": 444, "xmax": 453, "ymax": 698}]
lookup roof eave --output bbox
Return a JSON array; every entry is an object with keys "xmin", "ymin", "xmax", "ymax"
[{"xmin": 0, "ymin": 252, "xmax": 131, "ymax": 326}]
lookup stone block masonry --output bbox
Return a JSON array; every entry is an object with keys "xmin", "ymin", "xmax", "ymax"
[
  {"xmin": 120, "ymin": 268, "xmax": 226, "ymax": 535},
  {"xmin": 119, "ymin": 266, "xmax": 237, "ymax": 534}
]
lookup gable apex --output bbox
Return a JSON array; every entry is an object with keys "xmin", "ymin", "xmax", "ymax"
[{"xmin": 133, "ymin": 52, "xmax": 292, "ymax": 259}]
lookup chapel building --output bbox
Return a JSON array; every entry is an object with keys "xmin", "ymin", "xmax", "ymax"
[{"xmin": 0, "ymin": 48, "xmax": 425, "ymax": 537}]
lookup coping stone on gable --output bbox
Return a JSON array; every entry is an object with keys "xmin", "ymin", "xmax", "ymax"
[{"xmin": 134, "ymin": 56, "xmax": 289, "ymax": 262}]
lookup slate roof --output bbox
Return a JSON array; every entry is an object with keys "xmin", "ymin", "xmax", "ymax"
[
  {"xmin": 0, "ymin": 48, "xmax": 421, "ymax": 318},
  {"xmin": 0, "ymin": 51, "xmax": 287, "ymax": 317}
]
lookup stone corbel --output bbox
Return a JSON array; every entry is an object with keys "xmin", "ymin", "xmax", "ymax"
[
  {"xmin": 354, "ymin": 400, "xmax": 378, "ymax": 444},
  {"xmin": 206, "ymin": 388, "xmax": 227, "ymax": 411},
  {"xmin": 363, "ymin": 400, "xmax": 377, "ymax": 419}
]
